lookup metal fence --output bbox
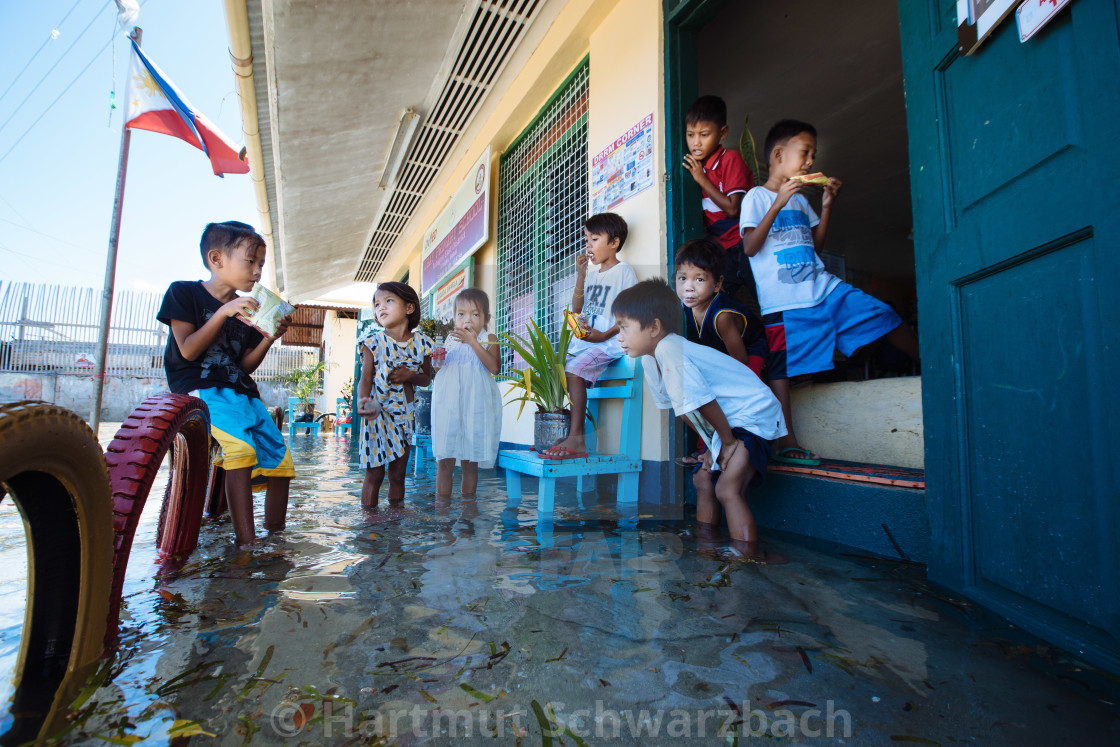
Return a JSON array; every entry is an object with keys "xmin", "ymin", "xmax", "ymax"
[{"xmin": 0, "ymin": 281, "xmax": 314, "ymax": 381}]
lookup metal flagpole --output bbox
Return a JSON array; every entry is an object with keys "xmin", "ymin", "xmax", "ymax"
[{"xmin": 91, "ymin": 26, "xmax": 141, "ymax": 434}]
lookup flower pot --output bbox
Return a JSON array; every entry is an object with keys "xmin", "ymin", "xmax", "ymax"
[
  {"xmin": 413, "ymin": 389, "xmax": 433, "ymax": 435},
  {"xmin": 533, "ymin": 411, "xmax": 569, "ymax": 452},
  {"xmin": 294, "ymin": 403, "xmax": 315, "ymax": 422}
]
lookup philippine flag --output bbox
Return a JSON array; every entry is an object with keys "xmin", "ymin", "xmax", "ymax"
[{"xmin": 124, "ymin": 39, "xmax": 249, "ymax": 176}]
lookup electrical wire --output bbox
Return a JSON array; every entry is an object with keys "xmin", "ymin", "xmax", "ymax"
[
  {"xmin": 0, "ymin": 0, "xmax": 86, "ymax": 106},
  {"xmin": 0, "ymin": 0, "xmax": 153, "ymax": 169},
  {"xmin": 0, "ymin": 1, "xmax": 111, "ymax": 137}
]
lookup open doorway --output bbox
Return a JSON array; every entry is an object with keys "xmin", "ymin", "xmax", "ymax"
[{"xmin": 695, "ymin": 0, "xmax": 918, "ymax": 381}]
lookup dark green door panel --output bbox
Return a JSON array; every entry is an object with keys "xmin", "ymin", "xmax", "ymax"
[{"xmin": 900, "ymin": 0, "xmax": 1120, "ymax": 669}]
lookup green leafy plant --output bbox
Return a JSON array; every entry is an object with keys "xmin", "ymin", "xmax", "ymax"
[
  {"xmin": 417, "ymin": 317, "xmax": 454, "ymax": 339},
  {"xmin": 340, "ymin": 376, "xmax": 354, "ymax": 403},
  {"xmin": 498, "ymin": 319, "xmax": 574, "ymax": 417},
  {"xmin": 273, "ymin": 360, "xmax": 329, "ymax": 408}
]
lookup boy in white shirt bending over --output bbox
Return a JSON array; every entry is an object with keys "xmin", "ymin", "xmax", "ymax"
[{"xmin": 613, "ymin": 278, "xmax": 787, "ymax": 562}]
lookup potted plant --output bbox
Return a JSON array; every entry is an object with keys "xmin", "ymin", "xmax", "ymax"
[
  {"xmin": 499, "ymin": 318, "xmax": 593, "ymax": 451},
  {"xmin": 273, "ymin": 360, "xmax": 328, "ymax": 422}
]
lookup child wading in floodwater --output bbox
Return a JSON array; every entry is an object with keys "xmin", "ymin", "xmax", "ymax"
[
  {"xmin": 357, "ymin": 282, "xmax": 433, "ymax": 506},
  {"xmin": 157, "ymin": 221, "xmax": 294, "ymax": 548},
  {"xmin": 613, "ymin": 278, "xmax": 787, "ymax": 562},
  {"xmin": 431, "ymin": 289, "xmax": 502, "ymax": 498}
]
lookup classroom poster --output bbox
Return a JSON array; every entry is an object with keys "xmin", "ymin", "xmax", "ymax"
[{"xmin": 591, "ymin": 113, "xmax": 655, "ymax": 214}]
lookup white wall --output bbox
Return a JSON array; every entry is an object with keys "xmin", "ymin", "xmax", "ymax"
[{"xmin": 320, "ymin": 310, "xmax": 358, "ymax": 412}]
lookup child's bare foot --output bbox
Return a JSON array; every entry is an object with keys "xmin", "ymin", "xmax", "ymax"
[{"xmin": 731, "ymin": 539, "xmax": 788, "ymax": 565}]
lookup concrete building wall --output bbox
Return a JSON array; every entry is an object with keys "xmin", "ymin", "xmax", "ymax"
[
  {"xmin": 587, "ymin": 0, "xmax": 667, "ymax": 461},
  {"xmin": 383, "ymin": 0, "xmax": 670, "ymax": 458}
]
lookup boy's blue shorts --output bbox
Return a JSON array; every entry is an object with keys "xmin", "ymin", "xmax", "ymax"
[
  {"xmin": 763, "ymin": 282, "xmax": 903, "ymax": 379},
  {"xmin": 192, "ymin": 388, "xmax": 294, "ymax": 482}
]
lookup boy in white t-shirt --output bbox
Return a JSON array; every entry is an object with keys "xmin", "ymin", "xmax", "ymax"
[
  {"xmin": 613, "ymin": 278, "xmax": 787, "ymax": 562},
  {"xmin": 740, "ymin": 119, "xmax": 919, "ymax": 466},
  {"xmin": 541, "ymin": 212, "xmax": 638, "ymax": 459}
]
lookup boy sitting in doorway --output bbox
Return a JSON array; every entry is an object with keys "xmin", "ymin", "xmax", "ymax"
[
  {"xmin": 541, "ymin": 212, "xmax": 637, "ymax": 459},
  {"xmin": 157, "ymin": 221, "xmax": 294, "ymax": 548},
  {"xmin": 683, "ymin": 95, "xmax": 756, "ymax": 311},
  {"xmin": 613, "ymin": 278, "xmax": 786, "ymax": 562},
  {"xmin": 739, "ymin": 120, "xmax": 919, "ymax": 465}
]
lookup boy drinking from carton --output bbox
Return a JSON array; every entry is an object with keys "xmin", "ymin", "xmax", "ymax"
[
  {"xmin": 683, "ymin": 95, "xmax": 756, "ymax": 310},
  {"xmin": 740, "ymin": 120, "xmax": 919, "ymax": 465},
  {"xmin": 158, "ymin": 221, "xmax": 295, "ymax": 547},
  {"xmin": 613, "ymin": 279, "xmax": 787, "ymax": 561},
  {"xmin": 541, "ymin": 212, "xmax": 637, "ymax": 460}
]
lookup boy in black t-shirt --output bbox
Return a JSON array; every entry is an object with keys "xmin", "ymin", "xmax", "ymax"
[{"xmin": 157, "ymin": 221, "xmax": 295, "ymax": 547}]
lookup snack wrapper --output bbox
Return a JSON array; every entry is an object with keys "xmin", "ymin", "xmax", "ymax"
[
  {"xmin": 239, "ymin": 283, "xmax": 296, "ymax": 337},
  {"xmin": 564, "ymin": 309, "xmax": 590, "ymax": 339}
]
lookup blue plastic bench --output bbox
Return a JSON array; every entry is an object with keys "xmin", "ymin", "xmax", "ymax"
[
  {"xmin": 287, "ymin": 396, "xmax": 320, "ymax": 436},
  {"xmin": 497, "ymin": 356, "xmax": 643, "ymax": 515}
]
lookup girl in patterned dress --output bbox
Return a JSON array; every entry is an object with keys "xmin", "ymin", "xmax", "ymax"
[
  {"xmin": 431, "ymin": 289, "xmax": 502, "ymax": 498},
  {"xmin": 356, "ymin": 282, "xmax": 433, "ymax": 506}
]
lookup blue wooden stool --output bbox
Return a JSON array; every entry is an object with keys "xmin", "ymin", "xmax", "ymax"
[{"xmin": 497, "ymin": 357, "xmax": 643, "ymax": 515}]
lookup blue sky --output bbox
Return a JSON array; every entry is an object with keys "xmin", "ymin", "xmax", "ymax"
[{"xmin": 0, "ymin": 0, "xmax": 259, "ymax": 295}]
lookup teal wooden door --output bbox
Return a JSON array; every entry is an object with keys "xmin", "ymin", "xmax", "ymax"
[{"xmin": 900, "ymin": 0, "xmax": 1120, "ymax": 670}]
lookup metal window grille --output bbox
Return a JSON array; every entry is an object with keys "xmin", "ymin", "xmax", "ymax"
[{"xmin": 496, "ymin": 61, "xmax": 588, "ymax": 371}]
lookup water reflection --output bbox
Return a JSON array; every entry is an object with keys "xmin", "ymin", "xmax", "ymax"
[{"xmin": 1, "ymin": 434, "xmax": 1117, "ymax": 744}]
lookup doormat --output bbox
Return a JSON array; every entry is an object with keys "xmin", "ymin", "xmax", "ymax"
[{"xmin": 769, "ymin": 458, "xmax": 925, "ymax": 489}]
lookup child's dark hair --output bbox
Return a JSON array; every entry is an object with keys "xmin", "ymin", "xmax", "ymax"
[
  {"xmin": 584, "ymin": 212, "xmax": 628, "ymax": 251},
  {"xmin": 685, "ymin": 95, "xmax": 727, "ymax": 128},
  {"xmin": 674, "ymin": 238, "xmax": 725, "ymax": 282},
  {"xmin": 375, "ymin": 281, "xmax": 422, "ymax": 329},
  {"xmin": 455, "ymin": 287, "xmax": 491, "ymax": 323},
  {"xmin": 200, "ymin": 221, "xmax": 265, "ymax": 267},
  {"xmin": 763, "ymin": 119, "xmax": 817, "ymax": 165},
  {"xmin": 612, "ymin": 278, "xmax": 679, "ymax": 330}
]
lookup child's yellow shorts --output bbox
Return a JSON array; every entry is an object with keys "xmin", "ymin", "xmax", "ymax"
[{"xmin": 192, "ymin": 387, "xmax": 294, "ymax": 483}]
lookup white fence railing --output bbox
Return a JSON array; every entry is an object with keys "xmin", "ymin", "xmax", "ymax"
[{"xmin": 0, "ymin": 281, "xmax": 315, "ymax": 381}]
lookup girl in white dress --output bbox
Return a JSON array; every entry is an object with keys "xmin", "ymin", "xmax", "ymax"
[{"xmin": 431, "ymin": 288, "xmax": 502, "ymax": 498}]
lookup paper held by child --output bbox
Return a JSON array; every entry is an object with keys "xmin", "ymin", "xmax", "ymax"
[{"xmin": 239, "ymin": 282, "xmax": 295, "ymax": 337}]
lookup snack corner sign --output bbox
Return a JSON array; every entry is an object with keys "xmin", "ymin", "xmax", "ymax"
[
  {"xmin": 421, "ymin": 146, "xmax": 491, "ymax": 296},
  {"xmin": 958, "ymin": 0, "xmax": 1074, "ymax": 54},
  {"xmin": 1016, "ymin": 0, "xmax": 1072, "ymax": 42}
]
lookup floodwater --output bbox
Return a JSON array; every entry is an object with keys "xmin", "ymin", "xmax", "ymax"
[{"xmin": 2, "ymin": 433, "xmax": 1119, "ymax": 745}]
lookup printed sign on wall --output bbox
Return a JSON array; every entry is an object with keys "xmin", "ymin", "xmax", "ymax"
[
  {"xmin": 429, "ymin": 256, "xmax": 474, "ymax": 322},
  {"xmin": 422, "ymin": 146, "xmax": 491, "ymax": 296},
  {"xmin": 591, "ymin": 113, "xmax": 654, "ymax": 215}
]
